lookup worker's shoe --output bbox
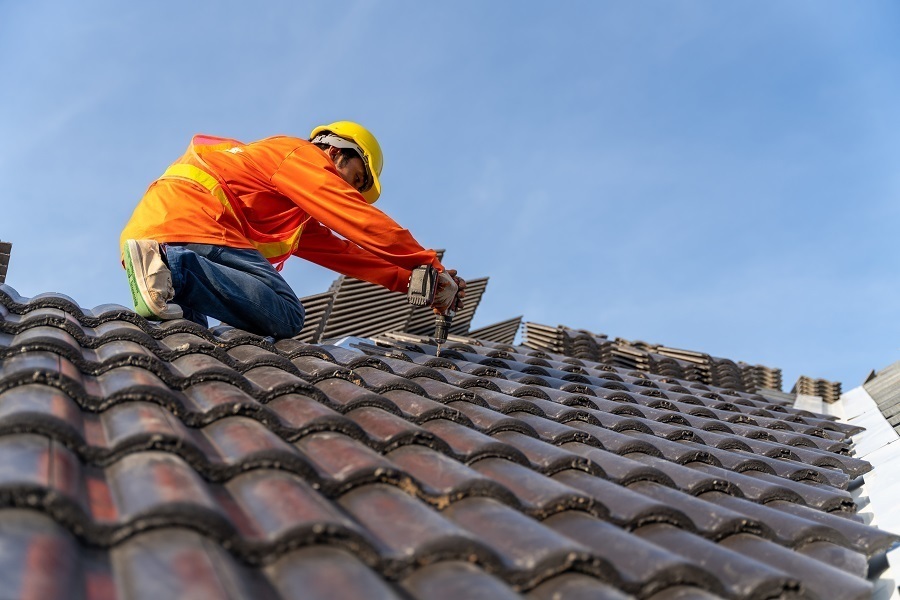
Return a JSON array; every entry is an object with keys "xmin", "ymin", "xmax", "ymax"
[{"xmin": 123, "ymin": 239, "xmax": 183, "ymax": 320}]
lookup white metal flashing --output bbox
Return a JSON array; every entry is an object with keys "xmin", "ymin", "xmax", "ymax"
[
  {"xmin": 792, "ymin": 393, "xmax": 824, "ymax": 415},
  {"xmin": 835, "ymin": 386, "xmax": 900, "ymax": 599}
]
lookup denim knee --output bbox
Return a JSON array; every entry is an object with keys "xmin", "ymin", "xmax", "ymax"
[{"xmin": 268, "ymin": 300, "xmax": 306, "ymax": 339}]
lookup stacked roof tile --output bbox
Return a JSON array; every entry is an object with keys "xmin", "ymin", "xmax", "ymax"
[
  {"xmin": 0, "ymin": 283, "xmax": 894, "ymax": 599},
  {"xmin": 522, "ymin": 323, "xmax": 795, "ymax": 396},
  {"xmin": 0, "ymin": 241, "xmax": 10, "ymax": 285},
  {"xmin": 739, "ymin": 362, "xmax": 784, "ymax": 394},
  {"xmin": 794, "ymin": 375, "xmax": 843, "ymax": 404},
  {"xmin": 290, "ymin": 257, "xmax": 490, "ymax": 344},
  {"xmin": 863, "ymin": 362, "xmax": 900, "ymax": 434},
  {"xmin": 467, "ymin": 316, "xmax": 522, "ymax": 345},
  {"xmin": 522, "ymin": 323, "xmax": 615, "ymax": 364}
]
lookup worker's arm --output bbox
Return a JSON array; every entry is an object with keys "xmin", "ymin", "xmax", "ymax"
[
  {"xmin": 294, "ymin": 220, "xmax": 415, "ymax": 293},
  {"xmin": 271, "ymin": 144, "xmax": 443, "ymax": 272}
]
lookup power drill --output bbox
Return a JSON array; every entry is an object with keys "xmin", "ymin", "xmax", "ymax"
[{"xmin": 407, "ymin": 265, "xmax": 458, "ymax": 356}]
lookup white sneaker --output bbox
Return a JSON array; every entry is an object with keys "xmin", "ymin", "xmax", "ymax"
[{"xmin": 123, "ymin": 239, "xmax": 184, "ymax": 320}]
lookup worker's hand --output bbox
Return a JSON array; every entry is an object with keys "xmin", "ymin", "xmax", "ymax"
[
  {"xmin": 432, "ymin": 269, "xmax": 465, "ymax": 314},
  {"xmin": 451, "ymin": 270, "xmax": 466, "ymax": 310}
]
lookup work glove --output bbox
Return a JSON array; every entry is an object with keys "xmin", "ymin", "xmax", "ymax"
[{"xmin": 432, "ymin": 269, "xmax": 466, "ymax": 314}]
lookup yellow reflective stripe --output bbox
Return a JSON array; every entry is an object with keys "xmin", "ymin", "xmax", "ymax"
[
  {"xmin": 253, "ymin": 232, "xmax": 301, "ymax": 259},
  {"xmin": 160, "ymin": 164, "xmax": 231, "ymax": 208},
  {"xmin": 158, "ymin": 164, "xmax": 304, "ymax": 260}
]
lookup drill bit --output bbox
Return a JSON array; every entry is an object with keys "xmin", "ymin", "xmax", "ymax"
[{"xmin": 434, "ymin": 312, "xmax": 452, "ymax": 358}]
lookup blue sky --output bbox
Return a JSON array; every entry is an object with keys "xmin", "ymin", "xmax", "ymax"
[{"xmin": 2, "ymin": 1, "xmax": 898, "ymax": 391}]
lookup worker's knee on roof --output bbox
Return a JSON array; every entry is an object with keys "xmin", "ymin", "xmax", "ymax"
[{"xmin": 268, "ymin": 302, "xmax": 305, "ymax": 339}]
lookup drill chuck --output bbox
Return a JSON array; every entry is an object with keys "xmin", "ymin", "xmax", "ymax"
[{"xmin": 434, "ymin": 312, "xmax": 453, "ymax": 345}]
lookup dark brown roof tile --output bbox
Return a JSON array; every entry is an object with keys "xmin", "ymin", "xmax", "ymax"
[
  {"xmin": 446, "ymin": 400, "xmax": 536, "ymax": 435},
  {"xmin": 737, "ymin": 471, "xmax": 855, "ymax": 512},
  {"xmin": 575, "ymin": 410, "xmax": 653, "ymax": 434},
  {"xmin": 628, "ymin": 455, "xmax": 745, "ymax": 497},
  {"xmin": 402, "ymin": 561, "xmax": 521, "ymax": 600},
  {"xmin": 224, "ymin": 469, "xmax": 366, "ymax": 546},
  {"xmin": 0, "ymin": 510, "xmax": 102, "ymax": 600},
  {"xmin": 353, "ymin": 367, "xmax": 428, "ymax": 396},
  {"xmin": 241, "ymin": 365, "xmax": 315, "ymax": 398},
  {"xmin": 526, "ymin": 573, "xmax": 634, "ymax": 600},
  {"xmin": 413, "ymin": 377, "xmax": 485, "ymax": 403},
  {"xmin": 345, "ymin": 406, "xmax": 449, "ymax": 453},
  {"xmin": 561, "ymin": 443, "xmax": 673, "ymax": 486},
  {"xmin": 629, "ymin": 481, "xmax": 770, "ymax": 540},
  {"xmin": 265, "ymin": 393, "xmax": 361, "ymax": 438},
  {"xmin": 637, "ymin": 406, "xmax": 711, "ymax": 428},
  {"xmin": 720, "ymin": 533, "xmax": 872, "ymax": 600},
  {"xmin": 509, "ymin": 411, "xmax": 597, "ymax": 445},
  {"xmin": 643, "ymin": 586, "xmax": 725, "ymax": 600},
  {"xmin": 0, "ymin": 383, "xmax": 86, "ymax": 443},
  {"xmin": 551, "ymin": 469, "xmax": 691, "ymax": 529},
  {"xmin": 470, "ymin": 458, "xmax": 594, "ymax": 516},
  {"xmin": 635, "ymin": 523, "xmax": 802, "ymax": 599},
  {"xmin": 201, "ymin": 416, "xmax": 297, "ymax": 468},
  {"xmin": 313, "ymin": 377, "xmax": 401, "ymax": 414},
  {"xmin": 290, "ymin": 355, "xmax": 358, "ymax": 382},
  {"xmin": 375, "ymin": 356, "xmax": 447, "ymax": 381},
  {"xmin": 387, "ymin": 445, "xmax": 519, "ymax": 506},
  {"xmin": 101, "ymin": 400, "xmax": 192, "ymax": 451},
  {"xmin": 339, "ymin": 483, "xmax": 494, "ymax": 574},
  {"xmin": 545, "ymin": 510, "xmax": 724, "ymax": 596},
  {"xmin": 427, "ymin": 367, "xmax": 501, "ymax": 389},
  {"xmin": 116, "ymin": 527, "xmax": 277, "ymax": 599},
  {"xmin": 421, "ymin": 419, "xmax": 529, "ymax": 464},
  {"xmin": 442, "ymin": 497, "xmax": 597, "ymax": 587},
  {"xmin": 795, "ymin": 540, "xmax": 868, "ymax": 578},
  {"xmin": 383, "ymin": 389, "xmax": 466, "ymax": 423},
  {"xmin": 482, "ymin": 377, "xmax": 552, "ymax": 399},
  {"xmin": 106, "ymin": 451, "xmax": 223, "ymax": 524},
  {"xmin": 267, "ymin": 546, "xmax": 400, "ymax": 600},
  {"xmin": 468, "ymin": 387, "xmax": 544, "ymax": 415},
  {"xmin": 294, "ymin": 432, "xmax": 398, "ymax": 491},
  {"xmin": 182, "ymin": 380, "xmax": 262, "ymax": 418},
  {"xmin": 622, "ymin": 431, "xmax": 721, "ymax": 466},
  {"xmin": 769, "ymin": 500, "xmax": 900, "ymax": 557},
  {"xmin": 491, "ymin": 430, "xmax": 593, "ymax": 473}
]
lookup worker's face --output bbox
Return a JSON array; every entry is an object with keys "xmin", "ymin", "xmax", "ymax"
[{"xmin": 330, "ymin": 149, "xmax": 369, "ymax": 193}]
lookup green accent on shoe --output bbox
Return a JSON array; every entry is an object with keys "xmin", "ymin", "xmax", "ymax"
[{"xmin": 124, "ymin": 241, "xmax": 156, "ymax": 319}]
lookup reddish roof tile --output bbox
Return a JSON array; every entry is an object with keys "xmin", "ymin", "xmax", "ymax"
[{"xmin": 0, "ymin": 284, "xmax": 893, "ymax": 598}]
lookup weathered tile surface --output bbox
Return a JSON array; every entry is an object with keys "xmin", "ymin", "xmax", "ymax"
[{"xmin": 0, "ymin": 284, "xmax": 895, "ymax": 599}]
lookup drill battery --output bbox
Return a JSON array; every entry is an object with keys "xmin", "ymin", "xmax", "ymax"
[{"xmin": 407, "ymin": 265, "xmax": 438, "ymax": 307}]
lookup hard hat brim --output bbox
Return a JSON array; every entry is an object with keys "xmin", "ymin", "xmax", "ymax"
[{"xmin": 361, "ymin": 169, "xmax": 381, "ymax": 204}]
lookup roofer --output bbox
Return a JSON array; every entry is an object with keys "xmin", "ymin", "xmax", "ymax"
[{"xmin": 120, "ymin": 121, "xmax": 463, "ymax": 338}]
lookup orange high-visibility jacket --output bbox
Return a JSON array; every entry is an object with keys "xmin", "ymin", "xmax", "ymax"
[{"xmin": 121, "ymin": 134, "xmax": 443, "ymax": 293}]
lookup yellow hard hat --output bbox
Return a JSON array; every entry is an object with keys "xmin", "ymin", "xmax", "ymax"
[{"xmin": 310, "ymin": 121, "xmax": 383, "ymax": 203}]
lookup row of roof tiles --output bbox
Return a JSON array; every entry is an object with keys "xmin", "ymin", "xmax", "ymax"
[
  {"xmin": 521, "ymin": 322, "xmax": 837, "ymax": 400},
  {"xmin": 0, "ymin": 284, "xmax": 894, "ymax": 599}
]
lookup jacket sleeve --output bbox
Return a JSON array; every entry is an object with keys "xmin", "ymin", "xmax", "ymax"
[
  {"xmin": 271, "ymin": 144, "xmax": 443, "ymax": 275},
  {"xmin": 293, "ymin": 220, "xmax": 414, "ymax": 293}
]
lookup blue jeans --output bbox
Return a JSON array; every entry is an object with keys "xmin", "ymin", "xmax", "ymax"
[{"xmin": 164, "ymin": 243, "xmax": 305, "ymax": 338}]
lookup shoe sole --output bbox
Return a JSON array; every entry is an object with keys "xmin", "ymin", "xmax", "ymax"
[{"xmin": 123, "ymin": 240, "xmax": 158, "ymax": 319}]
